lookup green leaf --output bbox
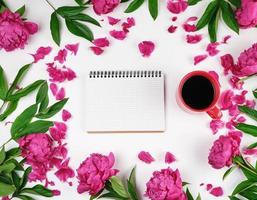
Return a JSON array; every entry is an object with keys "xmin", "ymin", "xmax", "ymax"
[
  {"xmin": 186, "ymin": 188, "xmax": 194, "ymax": 200},
  {"xmin": 5, "ymin": 147, "xmax": 21, "ymax": 160},
  {"xmin": 7, "ymin": 64, "xmax": 31, "ymax": 97},
  {"xmin": 11, "ymin": 104, "xmax": 38, "ymax": 137},
  {"xmin": 240, "ymin": 167, "xmax": 257, "ymax": 181},
  {"xmin": 208, "ymin": 8, "xmax": 220, "ymax": 42},
  {"xmin": 223, "ymin": 166, "xmax": 237, "ymax": 180},
  {"xmin": 125, "ymin": 0, "xmax": 144, "ymax": 13},
  {"xmin": 188, "ymin": 0, "xmax": 202, "ymax": 6},
  {"xmin": 15, "ymin": 5, "xmax": 26, "ymax": 16},
  {"xmin": 239, "ymin": 105, "xmax": 257, "ymax": 121},
  {"xmin": 69, "ymin": 13, "xmax": 101, "ymax": 26},
  {"xmin": 0, "ymin": 162, "xmax": 16, "ymax": 173},
  {"xmin": 248, "ymin": 142, "xmax": 257, "ymax": 149},
  {"xmin": 239, "ymin": 186, "xmax": 257, "ymax": 199},
  {"xmin": 0, "ymin": 173, "xmax": 13, "ymax": 185},
  {"xmin": 236, "ymin": 123, "xmax": 257, "ymax": 137},
  {"xmin": 57, "ymin": 6, "xmax": 86, "ymax": 17},
  {"xmin": 36, "ymin": 82, "xmax": 48, "ymax": 104},
  {"xmin": 253, "ymin": 89, "xmax": 257, "ymax": 99},
  {"xmin": 50, "ymin": 12, "xmax": 61, "ymax": 46},
  {"xmin": 232, "ymin": 180, "xmax": 255, "ymax": 195},
  {"xmin": 13, "ymin": 120, "xmax": 53, "ymax": 139},
  {"xmin": 228, "ymin": 196, "xmax": 240, "ymax": 200},
  {"xmin": 12, "ymin": 171, "xmax": 21, "ymax": 189},
  {"xmin": 127, "ymin": 181, "xmax": 138, "ymax": 200},
  {"xmin": 6, "ymin": 80, "xmax": 45, "ymax": 101},
  {"xmin": 65, "ymin": 19, "xmax": 94, "ymax": 41},
  {"xmin": 74, "ymin": 0, "xmax": 84, "ymax": 6},
  {"xmin": 0, "ymin": 182, "xmax": 15, "ymax": 196},
  {"xmin": 129, "ymin": 166, "xmax": 136, "ymax": 190},
  {"xmin": 0, "ymin": 147, "xmax": 5, "ymax": 165},
  {"xmin": 228, "ymin": 0, "xmax": 241, "ymax": 8},
  {"xmin": 38, "ymin": 94, "xmax": 49, "ymax": 113},
  {"xmin": 0, "ymin": 65, "xmax": 8, "ymax": 100},
  {"xmin": 220, "ymin": 0, "xmax": 239, "ymax": 34},
  {"xmin": 17, "ymin": 195, "xmax": 36, "ymax": 200},
  {"xmin": 110, "ymin": 176, "xmax": 129, "ymax": 198},
  {"xmin": 196, "ymin": 193, "xmax": 201, "ymax": 200},
  {"xmin": 182, "ymin": 182, "xmax": 190, "ymax": 186},
  {"xmin": 21, "ymin": 185, "xmax": 53, "ymax": 197},
  {"xmin": 20, "ymin": 167, "xmax": 32, "ymax": 189},
  {"xmin": 6, "ymin": 159, "xmax": 24, "ymax": 171},
  {"xmin": 0, "ymin": 100, "xmax": 19, "ymax": 121},
  {"xmin": 121, "ymin": 0, "xmax": 130, "ymax": 2},
  {"xmin": 98, "ymin": 192, "xmax": 127, "ymax": 199},
  {"xmin": 196, "ymin": 0, "xmax": 218, "ymax": 30},
  {"xmin": 148, "ymin": 0, "xmax": 158, "ymax": 20},
  {"xmin": 36, "ymin": 98, "xmax": 68, "ymax": 119}
]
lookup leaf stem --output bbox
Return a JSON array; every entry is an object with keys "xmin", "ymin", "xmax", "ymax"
[
  {"xmin": 0, "ymin": 138, "xmax": 12, "ymax": 149},
  {"xmin": 44, "ymin": 0, "xmax": 56, "ymax": 11},
  {"xmin": 234, "ymin": 160, "xmax": 257, "ymax": 176},
  {"xmin": 0, "ymin": 101, "xmax": 6, "ymax": 114}
]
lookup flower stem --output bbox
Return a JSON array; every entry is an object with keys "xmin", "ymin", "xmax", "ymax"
[
  {"xmin": 239, "ymin": 73, "xmax": 257, "ymax": 82},
  {"xmin": 234, "ymin": 160, "xmax": 257, "ymax": 176},
  {"xmin": 44, "ymin": 0, "xmax": 56, "ymax": 11},
  {"xmin": 0, "ymin": 101, "xmax": 6, "ymax": 114},
  {"xmin": 0, "ymin": 138, "xmax": 12, "ymax": 149}
]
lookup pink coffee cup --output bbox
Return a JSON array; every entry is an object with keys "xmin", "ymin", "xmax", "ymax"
[{"xmin": 177, "ymin": 70, "xmax": 222, "ymax": 119}]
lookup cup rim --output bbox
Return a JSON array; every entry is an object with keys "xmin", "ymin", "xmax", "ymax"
[{"xmin": 178, "ymin": 70, "xmax": 220, "ymax": 112}]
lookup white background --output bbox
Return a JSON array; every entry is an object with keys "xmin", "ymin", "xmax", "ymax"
[{"xmin": 0, "ymin": 0, "xmax": 257, "ymax": 199}]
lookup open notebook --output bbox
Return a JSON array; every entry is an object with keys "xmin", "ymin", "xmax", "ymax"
[{"xmin": 85, "ymin": 71, "xmax": 165, "ymax": 133}]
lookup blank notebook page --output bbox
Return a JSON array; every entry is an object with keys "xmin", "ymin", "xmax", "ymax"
[{"xmin": 85, "ymin": 71, "xmax": 165, "ymax": 132}]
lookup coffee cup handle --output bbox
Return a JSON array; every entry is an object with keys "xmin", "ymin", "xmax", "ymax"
[{"xmin": 206, "ymin": 106, "xmax": 223, "ymax": 119}]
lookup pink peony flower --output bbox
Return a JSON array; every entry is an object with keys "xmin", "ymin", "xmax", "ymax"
[
  {"xmin": 167, "ymin": 0, "xmax": 188, "ymax": 14},
  {"xmin": 165, "ymin": 152, "xmax": 176, "ymax": 164},
  {"xmin": 92, "ymin": 0, "xmax": 120, "ymax": 15},
  {"xmin": 138, "ymin": 151, "xmax": 155, "ymax": 164},
  {"xmin": 237, "ymin": 43, "xmax": 257, "ymax": 76},
  {"xmin": 138, "ymin": 41, "xmax": 155, "ymax": 57},
  {"xmin": 18, "ymin": 134, "xmax": 54, "ymax": 181},
  {"xmin": 145, "ymin": 167, "xmax": 187, "ymax": 200},
  {"xmin": 236, "ymin": 0, "xmax": 257, "ymax": 28},
  {"xmin": 107, "ymin": 16, "xmax": 120, "ymax": 25},
  {"xmin": 0, "ymin": 9, "xmax": 38, "ymax": 51},
  {"xmin": 77, "ymin": 152, "xmax": 118, "ymax": 195},
  {"xmin": 208, "ymin": 132, "xmax": 241, "ymax": 169}
]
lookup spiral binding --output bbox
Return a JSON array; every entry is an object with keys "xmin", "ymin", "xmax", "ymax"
[{"xmin": 89, "ymin": 71, "xmax": 162, "ymax": 78}]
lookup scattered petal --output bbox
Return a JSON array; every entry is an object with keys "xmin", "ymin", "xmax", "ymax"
[
  {"xmin": 90, "ymin": 46, "xmax": 104, "ymax": 55},
  {"xmin": 138, "ymin": 151, "xmax": 154, "ymax": 164},
  {"xmin": 52, "ymin": 190, "xmax": 61, "ymax": 196},
  {"xmin": 122, "ymin": 17, "xmax": 135, "ymax": 32},
  {"xmin": 220, "ymin": 54, "xmax": 234, "ymax": 75},
  {"xmin": 107, "ymin": 16, "xmax": 120, "ymax": 25},
  {"xmin": 168, "ymin": 25, "xmax": 177, "ymax": 33},
  {"xmin": 138, "ymin": 41, "xmax": 155, "ymax": 57},
  {"xmin": 109, "ymin": 30, "xmax": 127, "ymax": 40},
  {"xmin": 194, "ymin": 54, "xmax": 208, "ymax": 65},
  {"xmin": 206, "ymin": 42, "xmax": 220, "ymax": 56},
  {"xmin": 208, "ymin": 71, "xmax": 220, "ymax": 86},
  {"xmin": 222, "ymin": 35, "xmax": 231, "ymax": 44},
  {"xmin": 171, "ymin": 16, "xmax": 177, "ymax": 21},
  {"xmin": 246, "ymin": 99, "xmax": 256, "ymax": 108},
  {"xmin": 186, "ymin": 34, "xmax": 202, "ymax": 44},
  {"xmin": 62, "ymin": 109, "xmax": 72, "ymax": 122},
  {"xmin": 229, "ymin": 76, "xmax": 244, "ymax": 90},
  {"xmin": 50, "ymin": 83, "xmax": 58, "ymax": 96},
  {"xmin": 54, "ymin": 49, "xmax": 68, "ymax": 64},
  {"xmin": 55, "ymin": 159, "xmax": 75, "ymax": 182},
  {"xmin": 167, "ymin": 0, "xmax": 188, "ymax": 14},
  {"xmin": 165, "ymin": 152, "xmax": 176, "ymax": 164},
  {"xmin": 56, "ymin": 87, "xmax": 65, "ymax": 100},
  {"xmin": 65, "ymin": 43, "xmax": 79, "ymax": 55},
  {"xmin": 206, "ymin": 184, "xmax": 213, "ymax": 191},
  {"xmin": 219, "ymin": 90, "xmax": 234, "ymax": 110},
  {"xmin": 31, "ymin": 46, "xmax": 52, "ymax": 63},
  {"xmin": 93, "ymin": 37, "xmax": 110, "ymax": 47},
  {"xmin": 210, "ymin": 119, "xmax": 225, "ymax": 134},
  {"xmin": 210, "ymin": 187, "xmax": 224, "ymax": 197}
]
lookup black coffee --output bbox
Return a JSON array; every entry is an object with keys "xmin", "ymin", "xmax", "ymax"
[{"xmin": 181, "ymin": 75, "xmax": 214, "ymax": 110}]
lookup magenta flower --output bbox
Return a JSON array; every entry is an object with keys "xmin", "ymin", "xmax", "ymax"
[
  {"xmin": 145, "ymin": 167, "xmax": 187, "ymax": 200},
  {"xmin": 208, "ymin": 131, "xmax": 242, "ymax": 169},
  {"xmin": 236, "ymin": 0, "xmax": 257, "ymax": 28},
  {"xmin": 0, "ymin": 9, "xmax": 38, "ymax": 52},
  {"xmin": 92, "ymin": 0, "xmax": 119, "ymax": 15},
  {"xmin": 77, "ymin": 152, "xmax": 118, "ymax": 195}
]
